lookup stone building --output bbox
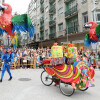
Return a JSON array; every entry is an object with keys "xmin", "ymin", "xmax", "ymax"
[{"xmin": 28, "ymin": 0, "xmax": 100, "ymax": 50}]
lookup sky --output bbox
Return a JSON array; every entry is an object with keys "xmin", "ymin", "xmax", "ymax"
[{"xmin": 5, "ymin": 0, "xmax": 31, "ymax": 14}]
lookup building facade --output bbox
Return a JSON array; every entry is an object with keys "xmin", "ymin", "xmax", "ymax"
[
  {"xmin": 0, "ymin": 0, "xmax": 4, "ymax": 3},
  {"xmin": 28, "ymin": 0, "xmax": 100, "ymax": 50}
]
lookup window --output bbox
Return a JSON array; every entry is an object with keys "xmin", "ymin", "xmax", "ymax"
[
  {"xmin": 59, "ymin": 23, "xmax": 63, "ymax": 31},
  {"xmin": 45, "ymin": 17, "xmax": 47, "ymax": 21},
  {"xmin": 83, "ymin": 13, "xmax": 88, "ymax": 26},
  {"xmin": 69, "ymin": 0, "xmax": 77, "ymax": 9},
  {"xmin": 37, "ymin": 33, "xmax": 39, "ymax": 39},
  {"xmin": 96, "ymin": 12, "xmax": 100, "ymax": 24},
  {"xmin": 82, "ymin": 0, "xmax": 87, "ymax": 4},
  {"xmin": 45, "ymin": 30, "xmax": 48, "ymax": 37},
  {"xmin": 58, "ymin": 0, "xmax": 62, "ymax": 3},
  {"xmin": 58, "ymin": 7, "xmax": 63, "ymax": 15}
]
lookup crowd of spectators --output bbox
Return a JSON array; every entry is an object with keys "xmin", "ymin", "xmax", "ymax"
[
  {"xmin": 0, "ymin": 46, "xmax": 100, "ymax": 69},
  {"xmin": 77, "ymin": 49, "xmax": 100, "ymax": 69},
  {"xmin": 0, "ymin": 47, "xmax": 51, "ymax": 69}
]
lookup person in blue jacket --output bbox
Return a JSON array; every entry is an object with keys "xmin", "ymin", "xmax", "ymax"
[{"xmin": 0, "ymin": 47, "xmax": 14, "ymax": 82}]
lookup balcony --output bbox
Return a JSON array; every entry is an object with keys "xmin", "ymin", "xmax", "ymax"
[
  {"xmin": 66, "ymin": 25, "xmax": 78, "ymax": 34},
  {"xmin": 40, "ymin": 34, "xmax": 44, "ymax": 40},
  {"xmin": 40, "ymin": 25, "xmax": 44, "ymax": 31},
  {"xmin": 49, "ymin": 20, "xmax": 56, "ymax": 26},
  {"xmin": 40, "ymin": 37, "xmax": 44, "ymax": 40},
  {"xmin": 64, "ymin": 0, "xmax": 71, "ymax": 3},
  {"xmin": 49, "ymin": 5, "xmax": 56, "ymax": 13},
  {"xmin": 40, "ymin": 16, "xmax": 44, "ymax": 22},
  {"xmin": 49, "ymin": 32, "xmax": 56, "ymax": 39},
  {"xmin": 65, "ymin": 5, "xmax": 78, "ymax": 18},
  {"xmin": 49, "ymin": 0, "xmax": 56, "ymax": 4},
  {"xmin": 40, "ymin": 0, "xmax": 44, "ymax": 3},
  {"xmin": 40, "ymin": 5, "xmax": 44, "ymax": 12}
]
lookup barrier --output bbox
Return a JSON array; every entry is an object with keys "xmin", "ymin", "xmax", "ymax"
[{"xmin": 18, "ymin": 57, "xmax": 34, "ymax": 68}]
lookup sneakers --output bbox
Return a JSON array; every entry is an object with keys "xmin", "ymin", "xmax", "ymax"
[
  {"xmin": 0, "ymin": 79, "xmax": 2, "ymax": 82},
  {"xmin": 8, "ymin": 77, "xmax": 12, "ymax": 81}
]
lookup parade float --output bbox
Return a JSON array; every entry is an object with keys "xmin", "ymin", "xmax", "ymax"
[
  {"xmin": 41, "ymin": 43, "xmax": 95, "ymax": 96},
  {"xmin": 0, "ymin": 3, "xmax": 34, "ymax": 48},
  {"xmin": 84, "ymin": 22, "xmax": 100, "ymax": 46}
]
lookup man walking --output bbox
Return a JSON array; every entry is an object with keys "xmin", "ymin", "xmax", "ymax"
[{"xmin": 0, "ymin": 47, "xmax": 14, "ymax": 82}]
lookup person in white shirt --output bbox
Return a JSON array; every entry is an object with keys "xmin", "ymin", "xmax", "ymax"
[{"xmin": 23, "ymin": 48, "xmax": 27, "ymax": 56}]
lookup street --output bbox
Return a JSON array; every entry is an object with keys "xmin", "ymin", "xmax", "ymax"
[{"xmin": 0, "ymin": 69, "xmax": 100, "ymax": 100}]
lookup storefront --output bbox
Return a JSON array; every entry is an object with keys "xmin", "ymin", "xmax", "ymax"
[{"xmin": 72, "ymin": 40, "xmax": 84, "ymax": 50}]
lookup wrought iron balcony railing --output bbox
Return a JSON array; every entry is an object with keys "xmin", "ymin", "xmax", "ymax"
[
  {"xmin": 49, "ymin": 5, "xmax": 56, "ymax": 13},
  {"xmin": 49, "ymin": 0, "xmax": 56, "ymax": 4},
  {"xmin": 49, "ymin": 32, "xmax": 56, "ymax": 39},
  {"xmin": 40, "ymin": 16, "xmax": 44, "ymax": 22},
  {"xmin": 49, "ymin": 20, "xmax": 56, "ymax": 26},
  {"xmin": 40, "ymin": 25, "xmax": 44, "ymax": 30},
  {"xmin": 65, "ymin": 5, "xmax": 78, "ymax": 17},
  {"xmin": 40, "ymin": 0, "xmax": 44, "ymax": 3},
  {"xmin": 40, "ymin": 35, "xmax": 44, "ymax": 40},
  {"xmin": 40, "ymin": 4, "xmax": 44, "ymax": 12}
]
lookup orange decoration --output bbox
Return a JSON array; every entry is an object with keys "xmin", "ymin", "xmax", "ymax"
[
  {"xmin": 68, "ymin": 44, "xmax": 75, "ymax": 47},
  {"xmin": 54, "ymin": 42, "xmax": 58, "ymax": 46},
  {"xmin": 81, "ymin": 47, "xmax": 84, "ymax": 51},
  {"xmin": 62, "ymin": 45, "xmax": 65, "ymax": 50}
]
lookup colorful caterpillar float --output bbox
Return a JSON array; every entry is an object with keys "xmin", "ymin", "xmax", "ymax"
[{"xmin": 43, "ymin": 60, "xmax": 95, "ymax": 89}]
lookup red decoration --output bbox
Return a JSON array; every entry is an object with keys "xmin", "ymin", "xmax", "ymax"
[
  {"xmin": 43, "ymin": 59, "xmax": 51, "ymax": 64},
  {"xmin": 0, "ymin": 3, "xmax": 15, "ymax": 36},
  {"xmin": 81, "ymin": 47, "xmax": 84, "ymax": 51},
  {"xmin": 62, "ymin": 45, "xmax": 65, "ymax": 50},
  {"xmin": 87, "ymin": 22, "xmax": 98, "ymax": 41},
  {"xmin": 68, "ymin": 44, "xmax": 75, "ymax": 47}
]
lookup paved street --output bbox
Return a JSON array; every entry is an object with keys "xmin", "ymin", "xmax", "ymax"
[{"xmin": 0, "ymin": 69, "xmax": 100, "ymax": 100}]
